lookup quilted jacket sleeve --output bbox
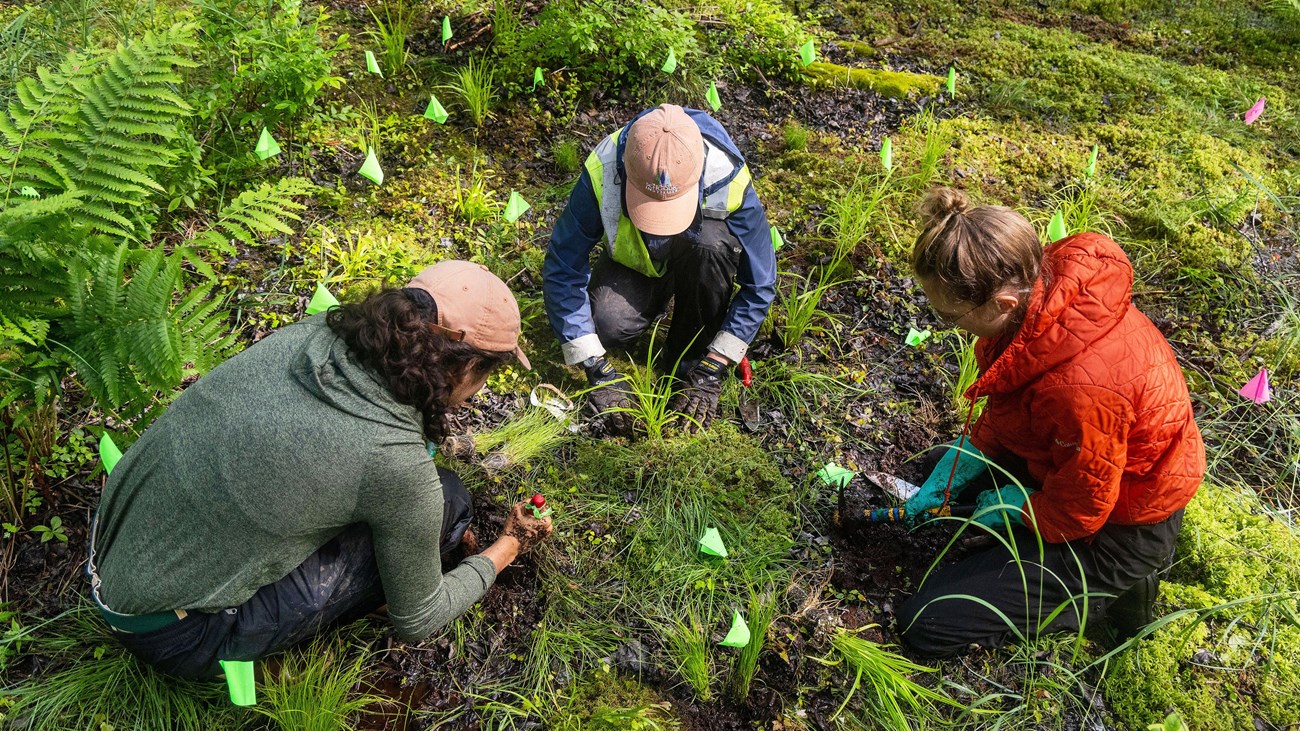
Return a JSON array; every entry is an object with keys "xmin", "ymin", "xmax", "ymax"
[{"xmin": 1024, "ymin": 385, "xmax": 1134, "ymax": 542}]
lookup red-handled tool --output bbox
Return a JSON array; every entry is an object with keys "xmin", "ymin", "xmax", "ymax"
[
  {"xmin": 738, "ymin": 357, "xmax": 753, "ymax": 388},
  {"xmin": 737, "ymin": 357, "xmax": 759, "ymax": 430},
  {"xmin": 529, "ymin": 493, "xmax": 553, "ymax": 519}
]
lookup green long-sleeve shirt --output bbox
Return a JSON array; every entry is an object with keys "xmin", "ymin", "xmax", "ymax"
[{"xmin": 92, "ymin": 315, "xmax": 496, "ymax": 642}]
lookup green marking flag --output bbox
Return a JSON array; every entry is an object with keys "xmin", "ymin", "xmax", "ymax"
[
  {"xmin": 770, "ymin": 225, "xmax": 784, "ymax": 252},
  {"xmin": 817, "ymin": 462, "xmax": 855, "ymax": 489},
  {"xmin": 661, "ymin": 48, "xmax": 677, "ymax": 74},
  {"xmin": 1086, "ymin": 145, "xmax": 1099, "ymax": 178},
  {"xmin": 306, "ymin": 282, "xmax": 340, "ymax": 316},
  {"xmin": 532, "ymin": 66, "xmax": 544, "ymax": 91},
  {"xmin": 424, "ymin": 95, "xmax": 449, "ymax": 123},
  {"xmin": 99, "ymin": 433, "xmax": 123, "ymax": 475},
  {"xmin": 1047, "ymin": 209, "xmax": 1067, "ymax": 242},
  {"xmin": 254, "ymin": 127, "xmax": 281, "ymax": 160},
  {"xmin": 441, "ymin": 16, "xmax": 452, "ymax": 44},
  {"xmin": 905, "ymin": 327, "xmax": 932, "ymax": 347},
  {"xmin": 358, "ymin": 147, "xmax": 384, "ymax": 185},
  {"xmin": 365, "ymin": 50, "xmax": 382, "ymax": 76},
  {"xmin": 219, "ymin": 660, "xmax": 257, "ymax": 706},
  {"xmin": 706, "ymin": 80, "xmax": 722, "ymax": 112},
  {"xmin": 503, "ymin": 191, "xmax": 531, "ymax": 222},
  {"xmin": 719, "ymin": 610, "xmax": 751, "ymax": 648},
  {"xmin": 698, "ymin": 527, "xmax": 728, "ymax": 558},
  {"xmin": 17, "ymin": 186, "xmax": 38, "ymax": 198},
  {"xmin": 880, "ymin": 136, "xmax": 893, "ymax": 171},
  {"xmin": 946, "ymin": 66, "xmax": 956, "ymax": 96},
  {"xmin": 799, "ymin": 39, "xmax": 816, "ymax": 67}
]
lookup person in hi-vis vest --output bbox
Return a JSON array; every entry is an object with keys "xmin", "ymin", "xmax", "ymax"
[{"xmin": 542, "ymin": 104, "xmax": 777, "ymax": 435}]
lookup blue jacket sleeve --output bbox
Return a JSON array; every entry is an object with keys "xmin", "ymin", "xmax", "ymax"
[
  {"xmin": 720, "ymin": 184, "xmax": 777, "ymax": 346},
  {"xmin": 542, "ymin": 171, "xmax": 605, "ymax": 347}
]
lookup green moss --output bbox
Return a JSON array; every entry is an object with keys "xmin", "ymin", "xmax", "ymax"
[
  {"xmin": 800, "ymin": 62, "xmax": 943, "ymax": 98},
  {"xmin": 1106, "ymin": 486, "xmax": 1300, "ymax": 729},
  {"xmin": 548, "ymin": 672, "xmax": 680, "ymax": 730}
]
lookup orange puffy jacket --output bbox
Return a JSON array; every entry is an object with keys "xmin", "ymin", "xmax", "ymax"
[{"xmin": 966, "ymin": 233, "xmax": 1204, "ymax": 543}]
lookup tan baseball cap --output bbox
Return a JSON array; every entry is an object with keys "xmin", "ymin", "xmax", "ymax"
[
  {"xmin": 406, "ymin": 260, "xmax": 531, "ymax": 369},
  {"xmin": 624, "ymin": 104, "xmax": 704, "ymax": 236}
]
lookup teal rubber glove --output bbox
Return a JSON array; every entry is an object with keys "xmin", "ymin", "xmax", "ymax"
[
  {"xmin": 973, "ymin": 486, "xmax": 1030, "ymax": 529},
  {"xmin": 904, "ymin": 439, "xmax": 989, "ymax": 522}
]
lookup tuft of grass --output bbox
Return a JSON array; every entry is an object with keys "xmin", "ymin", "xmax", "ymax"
[
  {"xmin": 820, "ymin": 628, "xmax": 957, "ymax": 725},
  {"xmin": 255, "ymin": 633, "xmax": 389, "ymax": 731},
  {"xmin": 729, "ymin": 587, "xmax": 779, "ymax": 700},
  {"xmin": 776, "ymin": 269, "xmax": 843, "ymax": 347},
  {"xmin": 551, "ymin": 139, "xmax": 582, "ymax": 174},
  {"xmin": 473, "ymin": 406, "xmax": 571, "ymax": 471},
  {"xmin": 441, "ymin": 56, "xmax": 497, "ymax": 128},
  {"xmin": 663, "ymin": 614, "xmax": 713, "ymax": 701},
  {"xmin": 946, "ymin": 331, "xmax": 983, "ymax": 421},
  {"xmin": 365, "ymin": 0, "xmax": 412, "ymax": 76},
  {"xmin": 782, "ymin": 120, "xmax": 808, "ymax": 151},
  {"xmin": 452, "ymin": 162, "xmax": 501, "ymax": 223},
  {"xmin": 905, "ymin": 108, "xmax": 951, "ymax": 193},
  {"xmin": 745, "ymin": 357, "xmax": 862, "ymax": 429},
  {"xmin": 1, "ymin": 606, "xmax": 234, "ymax": 731}
]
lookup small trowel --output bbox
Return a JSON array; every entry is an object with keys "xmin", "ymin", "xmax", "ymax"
[
  {"xmin": 864, "ymin": 472, "xmax": 921, "ymax": 502},
  {"xmin": 737, "ymin": 357, "xmax": 760, "ymax": 430}
]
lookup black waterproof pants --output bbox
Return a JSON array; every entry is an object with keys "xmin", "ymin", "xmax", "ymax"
[
  {"xmin": 589, "ymin": 218, "xmax": 741, "ymax": 371},
  {"xmin": 897, "ymin": 448, "xmax": 1183, "ymax": 658},
  {"xmin": 108, "ymin": 466, "xmax": 473, "ymax": 679}
]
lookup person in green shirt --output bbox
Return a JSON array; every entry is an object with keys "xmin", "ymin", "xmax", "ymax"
[{"xmin": 88, "ymin": 261, "xmax": 552, "ymax": 679}]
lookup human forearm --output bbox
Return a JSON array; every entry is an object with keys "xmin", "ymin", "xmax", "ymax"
[{"xmin": 479, "ymin": 535, "xmax": 521, "ymax": 574}]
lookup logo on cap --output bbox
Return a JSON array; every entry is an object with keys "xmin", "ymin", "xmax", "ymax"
[{"xmin": 644, "ymin": 170, "xmax": 679, "ymax": 197}]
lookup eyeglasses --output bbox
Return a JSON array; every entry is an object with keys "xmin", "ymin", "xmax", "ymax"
[{"xmin": 931, "ymin": 300, "xmax": 985, "ymax": 325}]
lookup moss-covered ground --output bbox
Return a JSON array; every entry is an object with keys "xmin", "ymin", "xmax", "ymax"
[{"xmin": 2, "ymin": 0, "xmax": 1300, "ymax": 729}]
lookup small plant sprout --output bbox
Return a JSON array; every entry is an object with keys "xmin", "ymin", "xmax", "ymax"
[{"xmin": 32, "ymin": 516, "xmax": 67, "ymax": 543}]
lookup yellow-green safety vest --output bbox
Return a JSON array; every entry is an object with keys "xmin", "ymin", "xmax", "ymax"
[{"xmin": 584, "ymin": 130, "xmax": 752, "ymax": 278}]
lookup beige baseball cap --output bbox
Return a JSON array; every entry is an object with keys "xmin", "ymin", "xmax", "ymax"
[
  {"xmin": 406, "ymin": 260, "xmax": 530, "ymax": 369},
  {"xmin": 624, "ymin": 104, "xmax": 704, "ymax": 236}
]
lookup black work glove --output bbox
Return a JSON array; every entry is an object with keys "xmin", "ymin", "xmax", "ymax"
[
  {"xmin": 583, "ymin": 356, "xmax": 635, "ymax": 437},
  {"xmin": 670, "ymin": 357, "xmax": 725, "ymax": 432}
]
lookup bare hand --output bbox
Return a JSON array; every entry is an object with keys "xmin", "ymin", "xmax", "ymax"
[{"xmin": 502, "ymin": 500, "xmax": 553, "ymax": 553}]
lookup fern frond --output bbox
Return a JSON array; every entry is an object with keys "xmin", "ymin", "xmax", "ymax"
[{"xmin": 184, "ymin": 177, "xmax": 314, "ymax": 255}]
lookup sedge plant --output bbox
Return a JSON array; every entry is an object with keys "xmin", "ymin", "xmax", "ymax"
[
  {"xmin": 473, "ymin": 405, "xmax": 570, "ymax": 472},
  {"xmin": 441, "ymin": 56, "xmax": 498, "ymax": 128},
  {"xmin": 255, "ymin": 632, "xmax": 390, "ymax": 731},
  {"xmin": 729, "ymin": 587, "xmax": 779, "ymax": 700},
  {"xmin": 365, "ymin": 0, "xmax": 412, "ymax": 76},
  {"xmin": 815, "ymin": 627, "xmax": 958, "ymax": 726}
]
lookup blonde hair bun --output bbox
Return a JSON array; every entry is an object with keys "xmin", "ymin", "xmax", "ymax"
[{"xmin": 917, "ymin": 187, "xmax": 970, "ymax": 230}]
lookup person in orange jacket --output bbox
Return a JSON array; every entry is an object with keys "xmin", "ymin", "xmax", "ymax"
[{"xmin": 897, "ymin": 188, "xmax": 1205, "ymax": 657}]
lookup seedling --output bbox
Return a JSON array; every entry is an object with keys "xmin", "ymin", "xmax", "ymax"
[
  {"xmin": 32, "ymin": 517, "xmax": 67, "ymax": 543},
  {"xmin": 254, "ymin": 128, "xmax": 281, "ymax": 160},
  {"xmin": 1239, "ymin": 368, "xmax": 1271, "ymax": 404},
  {"xmin": 305, "ymin": 282, "xmax": 340, "ymax": 316}
]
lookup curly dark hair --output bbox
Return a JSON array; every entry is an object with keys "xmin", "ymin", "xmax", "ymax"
[{"xmin": 326, "ymin": 288, "xmax": 514, "ymax": 442}]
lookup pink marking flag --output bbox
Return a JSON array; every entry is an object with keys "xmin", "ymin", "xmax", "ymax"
[
  {"xmin": 1238, "ymin": 367, "xmax": 1271, "ymax": 404},
  {"xmin": 1244, "ymin": 97, "xmax": 1266, "ymax": 125}
]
